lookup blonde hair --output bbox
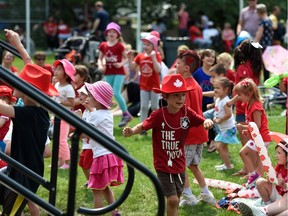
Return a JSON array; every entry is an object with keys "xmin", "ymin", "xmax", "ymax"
[
  {"xmin": 233, "ymin": 78, "xmax": 261, "ymax": 102},
  {"xmin": 218, "ymin": 52, "xmax": 233, "ymax": 66},
  {"xmin": 177, "ymin": 44, "xmax": 189, "ymax": 53},
  {"xmin": 256, "ymin": 4, "xmax": 267, "ymax": 15}
]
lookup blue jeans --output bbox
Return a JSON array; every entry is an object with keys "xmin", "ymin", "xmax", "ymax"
[{"xmin": 203, "ymin": 108, "xmax": 219, "ymax": 134}]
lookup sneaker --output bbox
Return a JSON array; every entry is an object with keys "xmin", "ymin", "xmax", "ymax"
[
  {"xmin": 216, "ymin": 164, "xmax": 234, "ymax": 171},
  {"xmin": 118, "ymin": 113, "xmax": 133, "ymax": 127},
  {"xmin": 246, "ymin": 172, "xmax": 260, "ymax": 187},
  {"xmin": 179, "ymin": 194, "xmax": 198, "ymax": 206},
  {"xmin": 199, "ymin": 192, "xmax": 216, "ymax": 204},
  {"xmin": 214, "ymin": 164, "xmax": 225, "ymax": 169},
  {"xmin": 239, "ymin": 202, "xmax": 267, "ymax": 216},
  {"xmin": 59, "ymin": 164, "xmax": 70, "ymax": 169},
  {"xmin": 112, "ymin": 210, "xmax": 121, "ymax": 216}
]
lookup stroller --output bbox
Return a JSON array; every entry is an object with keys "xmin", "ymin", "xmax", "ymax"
[{"xmin": 54, "ymin": 35, "xmax": 102, "ymax": 82}]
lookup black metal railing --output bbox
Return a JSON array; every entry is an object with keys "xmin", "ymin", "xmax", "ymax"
[{"xmin": 0, "ymin": 39, "xmax": 165, "ymax": 215}]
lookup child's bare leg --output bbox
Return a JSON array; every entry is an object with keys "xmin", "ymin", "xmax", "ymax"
[
  {"xmin": 217, "ymin": 142, "xmax": 232, "ymax": 167},
  {"xmin": 166, "ymin": 195, "xmax": 179, "ymax": 216},
  {"xmin": 256, "ymin": 178, "xmax": 272, "ymax": 202},
  {"xmin": 92, "ymin": 189, "xmax": 104, "ymax": 208},
  {"xmin": 240, "ymin": 146, "xmax": 254, "ymax": 173},
  {"xmin": 102, "ymin": 187, "xmax": 119, "ymax": 216},
  {"xmin": 27, "ymin": 201, "xmax": 40, "ymax": 216},
  {"xmin": 82, "ymin": 168, "xmax": 90, "ymax": 181},
  {"xmin": 267, "ymin": 193, "xmax": 288, "ymax": 215},
  {"xmin": 189, "ymin": 164, "xmax": 206, "ymax": 188}
]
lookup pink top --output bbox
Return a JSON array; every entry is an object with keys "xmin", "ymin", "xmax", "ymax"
[{"xmin": 178, "ymin": 11, "xmax": 189, "ymax": 29}]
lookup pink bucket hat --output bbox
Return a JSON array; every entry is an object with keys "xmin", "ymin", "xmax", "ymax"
[
  {"xmin": 53, "ymin": 59, "xmax": 76, "ymax": 82},
  {"xmin": 141, "ymin": 34, "xmax": 158, "ymax": 51},
  {"xmin": 153, "ymin": 74, "xmax": 195, "ymax": 94},
  {"xmin": 104, "ymin": 22, "xmax": 121, "ymax": 37},
  {"xmin": 150, "ymin": 31, "xmax": 160, "ymax": 40},
  {"xmin": 85, "ymin": 81, "xmax": 113, "ymax": 109}
]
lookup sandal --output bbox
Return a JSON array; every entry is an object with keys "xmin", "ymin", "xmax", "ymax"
[
  {"xmin": 207, "ymin": 145, "xmax": 216, "ymax": 153},
  {"xmin": 231, "ymin": 169, "xmax": 248, "ymax": 176}
]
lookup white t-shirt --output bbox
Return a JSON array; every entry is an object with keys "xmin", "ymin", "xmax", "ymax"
[
  {"xmin": 54, "ymin": 82, "xmax": 75, "ymax": 109},
  {"xmin": 86, "ymin": 109, "xmax": 114, "ymax": 158},
  {"xmin": 81, "ymin": 109, "xmax": 95, "ymax": 150},
  {"xmin": 214, "ymin": 96, "xmax": 236, "ymax": 132}
]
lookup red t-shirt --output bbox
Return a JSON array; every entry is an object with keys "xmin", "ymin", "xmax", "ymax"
[
  {"xmin": 142, "ymin": 106, "xmax": 205, "ymax": 174},
  {"xmin": 226, "ymin": 69, "xmax": 235, "ymax": 83},
  {"xmin": 235, "ymin": 61, "xmax": 260, "ymax": 115},
  {"xmin": 43, "ymin": 21, "xmax": 58, "ymax": 35},
  {"xmin": 275, "ymin": 164, "xmax": 288, "ymax": 196},
  {"xmin": 184, "ymin": 77, "xmax": 208, "ymax": 144},
  {"xmin": 74, "ymin": 84, "xmax": 85, "ymax": 113},
  {"xmin": 189, "ymin": 26, "xmax": 203, "ymax": 42},
  {"xmin": 98, "ymin": 42, "xmax": 126, "ymax": 75},
  {"xmin": 134, "ymin": 52, "xmax": 162, "ymax": 90},
  {"xmin": 244, "ymin": 101, "xmax": 271, "ymax": 142}
]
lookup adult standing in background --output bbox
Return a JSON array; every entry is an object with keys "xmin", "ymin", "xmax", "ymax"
[
  {"xmin": 269, "ymin": 6, "xmax": 282, "ymax": 45},
  {"xmin": 43, "ymin": 16, "xmax": 59, "ymax": 51},
  {"xmin": 178, "ymin": 3, "xmax": 190, "ymax": 37},
  {"xmin": 91, "ymin": 1, "xmax": 109, "ymax": 41},
  {"xmin": 237, "ymin": 0, "xmax": 259, "ymax": 38}
]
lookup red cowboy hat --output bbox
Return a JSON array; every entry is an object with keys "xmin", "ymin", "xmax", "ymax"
[
  {"xmin": 0, "ymin": 85, "xmax": 16, "ymax": 102},
  {"xmin": 19, "ymin": 63, "xmax": 59, "ymax": 96},
  {"xmin": 153, "ymin": 74, "xmax": 195, "ymax": 94}
]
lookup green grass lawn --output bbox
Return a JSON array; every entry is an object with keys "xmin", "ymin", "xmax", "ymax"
[{"xmin": 6, "ymin": 57, "xmax": 287, "ymax": 215}]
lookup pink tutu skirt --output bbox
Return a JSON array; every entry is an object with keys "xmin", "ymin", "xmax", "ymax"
[{"xmin": 88, "ymin": 153, "xmax": 124, "ymax": 190}]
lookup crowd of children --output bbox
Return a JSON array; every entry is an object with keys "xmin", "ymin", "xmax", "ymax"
[{"xmin": 0, "ymin": 20, "xmax": 287, "ymax": 216}]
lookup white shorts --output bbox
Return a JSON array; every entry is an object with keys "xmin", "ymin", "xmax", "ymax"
[
  {"xmin": 245, "ymin": 139, "xmax": 270, "ymax": 151},
  {"xmin": 270, "ymin": 185, "xmax": 282, "ymax": 202}
]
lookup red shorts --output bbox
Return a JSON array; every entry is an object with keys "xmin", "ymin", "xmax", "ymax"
[{"xmin": 79, "ymin": 149, "xmax": 93, "ymax": 170}]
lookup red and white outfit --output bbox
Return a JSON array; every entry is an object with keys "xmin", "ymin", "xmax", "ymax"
[
  {"xmin": 235, "ymin": 61, "xmax": 260, "ymax": 116},
  {"xmin": 244, "ymin": 101, "xmax": 271, "ymax": 150},
  {"xmin": 142, "ymin": 106, "xmax": 205, "ymax": 174},
  {"xmin": 275, "ymin": 164, "xmax": 288, "ymax": 196},
  {"xmin": 98, "ymin": 42, "xmax": 126, "ymax": 76}
]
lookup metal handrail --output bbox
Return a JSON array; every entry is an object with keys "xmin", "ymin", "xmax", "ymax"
[{"xmin": 0, "ymin": 39, "xmax": 165, "ymax": 215}]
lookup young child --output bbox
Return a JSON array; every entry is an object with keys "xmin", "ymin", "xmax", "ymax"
[
  {"xmin": 255, "ymin": 139, "xmax": 287, "ymax": 205},
  {"xmin": 232, "ymin": 78, "xmax": 271, "ymax": 186},
  {"xmin": 74, "ymin": 85, "xmax": 94, "ymax": 187},
  {"xmin": 175, "ymin": 50, "xmax": 216, "ymax": 206},
  {"xmin": 217, "ymin": 52, "xmax": 235, "ymax": 83},
  {"xmin": 128, "ymin": 34, "xmax": 162, "ymax": 135},
  {"xmin": 213, "ymin": 77, "xmax": 239, "ymax": 170},
  {"xmin": 97, "ymin": 22, "xmax": 132, "ymax": 127},
  {"xmin": 193, "ymin": 49, "xmax": 217, "ymax": 150},
  {"xmin": 0, "ymin": 29, "xmax": 59, "ymax": 215},
  {"xmin": 73, "ymin": 64, "xmax": 91, "ymax": 113},
  {"xmin": 123, "ymin": 74, "xmax": 213, "ymax": 216},
  {"xmin": 0, "ymin": 86, "xmax": 15, "ymax": 152},
  {"xmin": 53, "ymin": 59, "xmax": 76, "ymax": 169},
  {"xmin": 202, "ymin": 63, "xmax": 227, "ymax": 153},
  {"xmin": 230, "ymin": 39, "xmax": 263, "ymax": 177},
  {"xmin": 83, "ymin": 81, "xmax": 124, "ymax": 216}
]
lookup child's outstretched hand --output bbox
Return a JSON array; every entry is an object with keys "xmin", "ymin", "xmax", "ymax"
[
  {"xmin": 4, "ymin": 29, "xmax": 21, "ymax": 47},
  {"xmin": 203, "ymin": 119, "xmax": 213, "ymax": 129},
  {"xmin": 123, "ymin": 127, "xmax": 134, "ymax": 137}
]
